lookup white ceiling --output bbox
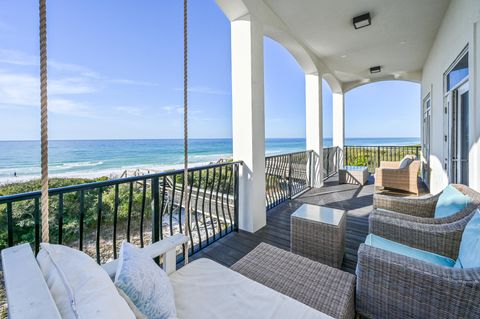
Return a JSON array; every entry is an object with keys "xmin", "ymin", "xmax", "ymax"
[{"xmin": 263, "ymin": 0, "xmax": 451, "ymax": 85}]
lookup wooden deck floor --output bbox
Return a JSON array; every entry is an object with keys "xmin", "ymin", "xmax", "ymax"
[{"xmin": 191, "ymin": 174, "xmax": 375, "ymax": 273}]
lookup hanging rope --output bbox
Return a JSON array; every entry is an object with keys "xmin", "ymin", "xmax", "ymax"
[
  {"xmin": 39, "ymin": 0, "xmax": 49, "ymax": 243},
  {"xmin": 182, "ymin": 0, "xmax": 190, "ymax": 263}
]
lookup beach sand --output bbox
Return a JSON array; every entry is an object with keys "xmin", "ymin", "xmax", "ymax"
[{"xmin": 0, "ymin": 162, "xmax": 213, "ymax": 186}]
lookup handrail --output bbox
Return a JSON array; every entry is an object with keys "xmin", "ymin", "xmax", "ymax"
[
  {"xmin": 344, "ymin": 145, "xmax": 420, "ymax": 173},
  {"xmin": 0, "ymin": 161, "xmax": 243, "ymax": 203},
  {"xmin": 0, "ymin": 161, "xmax": 242, "ymax": 264},
  {"xmin": 265, "ymin": 150, "xmax": 313, "ymax": 159}
]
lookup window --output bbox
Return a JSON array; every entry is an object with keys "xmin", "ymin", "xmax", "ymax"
[{"xmin": 446, "ymin": 52, "xmax": 468, "ymax": 91}]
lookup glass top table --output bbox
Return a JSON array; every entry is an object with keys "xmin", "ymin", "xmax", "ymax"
[{"xmin": 291, "ymin": 204, "xmax": 345, "ymax": 226}]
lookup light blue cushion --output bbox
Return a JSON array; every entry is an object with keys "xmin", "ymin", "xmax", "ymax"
[
  {"xmin": 434, "ymin": 184, "xmax": 471, "ymax": 218},
  {"xmin": 115, "ymin": 241, "xmax": 177, "ymax": 319},
  {"xmin": 455, "ymin": 210, "xmax": 480, "ymax": 268},
  {"xmin": 365, "ymin": 234, "xmax": 455, "ymax": 267}
]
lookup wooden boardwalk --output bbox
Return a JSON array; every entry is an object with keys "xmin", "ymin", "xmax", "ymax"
[{"xmin": 191, "ymin": 174, "xmax": 375, "ymax": 273}]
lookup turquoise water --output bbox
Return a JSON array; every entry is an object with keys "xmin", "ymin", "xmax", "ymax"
[{"xmin": 0, "ymin": 137, "xmax": 419, "ymax": 178}]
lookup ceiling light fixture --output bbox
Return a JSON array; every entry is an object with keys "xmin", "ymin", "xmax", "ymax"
[
  {"xmin": 353, "ymin": 13, "xmax": 371, "ymax": 29},
  {"xmin": 370, "ymin": 66, "xmax": 382, "ymax": 74}
]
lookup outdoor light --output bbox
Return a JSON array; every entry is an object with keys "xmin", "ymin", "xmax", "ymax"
[
  {"xmin": 353, "ymin": 13, "xmax": 371, "ymax": 29},
  {"xmin": 370, "ymin": 66, "xmax": 382, "ymax": 74}
]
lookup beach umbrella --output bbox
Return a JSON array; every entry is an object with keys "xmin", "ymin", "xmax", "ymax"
[{"xmin": 39, "ymin": 0, "xmax": 49, "ymax": 243}]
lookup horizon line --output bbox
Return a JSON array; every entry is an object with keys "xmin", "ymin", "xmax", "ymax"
[{"xmin": 0, "ymin": 136, "xmax": 421, "ymax": 142}]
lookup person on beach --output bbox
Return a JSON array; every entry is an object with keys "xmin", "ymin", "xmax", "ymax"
[{"xmin": 13, "ymin": 172, "xmax": 17, "ymax": 177}]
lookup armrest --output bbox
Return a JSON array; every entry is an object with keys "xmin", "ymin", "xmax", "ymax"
[
  {"xmin": 369, "ymin": 211, "xmax": 467, "ymax": 259},
  {"xmin": 1, "ymin": 244, "xmax": 61, "ymax": 319},
  {"xmin": 373, "ymin": 192, "xmax": 438, "ymax": 217},
  {"xmin": 379, "ymin": 161, "xmax": 400, "ymax": 169},
  {"xmin": 356, "ymin": 244, "xmax": 480, "ymax": 319},
  {"xmin": 102, "ymin": 233, "xmax": 189, "ymax": 277}
]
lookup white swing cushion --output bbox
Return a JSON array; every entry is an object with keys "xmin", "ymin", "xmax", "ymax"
[
  {"xmin": 37, "ymin": 243, "xmax": 135, "ymax": 319},
  {"xmin": 169, "ymin": 258, "xmax": 332, "ymax": 319}
]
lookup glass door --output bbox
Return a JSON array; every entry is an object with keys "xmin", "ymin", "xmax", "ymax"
[
  {"xmin": 449, "ymin": 82, "xmax": 469, "ymax": 184},
  {"xmin": 444, "ymin": 47, "xmax": 469, "ymax": 185}
]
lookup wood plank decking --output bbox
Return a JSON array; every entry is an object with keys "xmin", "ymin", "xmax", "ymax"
[{"xmin": 191, "ymin": 174, "xmax": 375, "ymax": 273}]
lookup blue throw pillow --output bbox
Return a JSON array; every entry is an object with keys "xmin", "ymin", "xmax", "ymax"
[
  {"xmin": 455, "ymin": 210, "xmax": 480, "ymax": 268},
  {"xmin": 115, "ymin": 241, "xmax": 177, "ymax": 319},
  {"xmin": 434, "ymin": 185, "xmax": 471, "ymax": 218}
]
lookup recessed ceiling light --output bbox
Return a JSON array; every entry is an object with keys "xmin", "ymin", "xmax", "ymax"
[
  {"xmin": 341, "ymin": 54, "xmax": 347, "ymax": 58},
  {"xmin": 399, "ymin": 41, "xmax": 407, "ymax": 45},
  {"xmin": 370, "ymin": 66, "xmax": 382, "ymax": 74},
  {"xmin": 353, "ymin": 13, "xmax": 371, "ymax": 29}
]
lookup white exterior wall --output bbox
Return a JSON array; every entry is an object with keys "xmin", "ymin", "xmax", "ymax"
[{"xmin": 421, "ymin": 0, "xmax": 480, "ymax": 193}]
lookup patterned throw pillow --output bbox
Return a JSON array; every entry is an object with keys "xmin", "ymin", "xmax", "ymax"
[{"xmin": 115, "ymin": 241, "xmax": 177, "ymax": 319}]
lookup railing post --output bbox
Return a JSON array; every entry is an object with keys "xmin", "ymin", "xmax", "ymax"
[
  {"xmin": 288, "ymin": 154, "xmax": 293, "ymax": 199},
  {"xmin": 345, "ymin": 146, "xmax": 348, "ymax": 167},
  {"xmin": 336, "ymin": 147, "xmax": 340, "ymax": 173},
  {"xmin": 416, "ymin": 146, "xmax": 419, "ymax": 159},
  {"xmin": 151, "ymin": 176, "xmax": 160, "ymax": 264},
  {"xmin": 377, "ymin": 146, "xmax": 381, "ymax": 169},
  {"xmin": 6, "ymin": 202, "xmax": 13, "ymax": 247},
  {"xmin": 234, "ymin": 164, "xmax": 239, "ymax": 231}
]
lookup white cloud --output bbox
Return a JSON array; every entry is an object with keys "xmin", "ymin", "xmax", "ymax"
[
  {"xmin": 115, "ymin": 106, "xmax": 142, "ymax": 116},
  {"xmin": 161, "ymin": 105, "xmax": 184, "ymax": 114},
  {"xmin": 0, "ymin": 71, "xmax": 39, "ymax": 106},
  {"xmin": 50, "ymin": 77, "xmax": 98, "ymax": 95},
  {"xmin": 0, "ymin": 49, "xmax": 38, "ymax": 66},
  {"xmin": 49, "ymin": 98, "xmax": 94, "ymax": 117},
  {"xmin": 0, "ymin": 70, "xmax": 96, "ymax": 117},
  {"xmin": 174, "ymin": 86, "xmax": 230, "ymax": 95},
  {"xmin": 110, "ymin": 79, "xmax": 160, "ymax": 86}
]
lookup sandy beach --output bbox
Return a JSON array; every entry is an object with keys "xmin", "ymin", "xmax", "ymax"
[{"xmin": 0, "ymin": 162, "xmax": 213, "ymax": 186}]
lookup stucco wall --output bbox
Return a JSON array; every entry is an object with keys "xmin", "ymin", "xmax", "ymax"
[{"xmin": 421, "ymin": 0, "xmax": 480, "ymax": 193}]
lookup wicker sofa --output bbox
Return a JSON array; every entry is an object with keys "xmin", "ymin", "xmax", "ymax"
[
  {"xmin": 370, "ymin": 184, "xmax": 480, "ymax": 257},
  {"xmin": 374, "ymin": 157, "xmax": 420, "ymax": 195}
]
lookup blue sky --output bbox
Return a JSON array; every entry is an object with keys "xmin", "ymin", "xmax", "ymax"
[{"xmin": 0, "ymin": 0, "xmax": 419, "ymax": 141}]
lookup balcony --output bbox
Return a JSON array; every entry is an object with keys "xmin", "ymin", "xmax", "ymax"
[{"xmin": 2, "ymin": 0, "xmax": 480, "ymax": 317}]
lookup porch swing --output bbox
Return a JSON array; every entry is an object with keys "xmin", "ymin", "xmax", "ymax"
[{"xmin": 2, "ymin": 1, "xmax": 353, "ymax": 318}]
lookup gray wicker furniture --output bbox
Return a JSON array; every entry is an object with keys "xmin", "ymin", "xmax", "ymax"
[
  {"xmin": 290, "ymin": 204, "xmax": 346, "ymax": 268},
  {"xmin": 370, "ymin": 184, "xmax": 480, "ymax": 257},
  {"xmin": 356, "ymin": 234, "xmax": 480, "ymax": 319},
  {"xmin": 338, "ymin": 165, "xmax": 368, "ymax": 185},
  {"xmin": 231, "ymin": 242, "xmax": 356, "ymax": 319},
  {"xmin": 374, "ymin": 157, "xmax": 420, "ymax": 195}
]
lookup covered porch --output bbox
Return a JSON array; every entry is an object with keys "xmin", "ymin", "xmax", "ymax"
[{"xmin": 191, "ymin": 173, "xmax": 427, "ymax": 274}]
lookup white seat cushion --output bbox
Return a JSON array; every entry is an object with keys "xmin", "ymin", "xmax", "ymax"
[
  {"xmin": 169, "ymin": 258, "xmax": 332, "ymax": 319},
  {"xmin": 37, "ymin": 243, "xmax": 135, "ymax": 319}
]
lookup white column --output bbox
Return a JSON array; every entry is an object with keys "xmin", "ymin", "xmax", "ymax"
[
  {"xmin": 333, "ymin": 93, "xmax": 345, "ymax": 149},
  {"xmin": 305, "ymin": 73, "xmax": 323, "ymax": 188},
  {"xmin": 332, "ymin": 92, "xmax": 345, "ymax": 167},
  {"xmin": 231, "ymin": 15, "xmax": 266, "ymax": 233}
]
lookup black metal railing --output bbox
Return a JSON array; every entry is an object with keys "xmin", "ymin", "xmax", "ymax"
[
  {"xmin": 0, "ymin": 161, "xmax": 241, "ymax": 264},
  {"xmin": 265, "ymin": 151, "xmax": 311, "ymax": 210},
  {"xmin": 323, "ymin": 146, "xmax": 341, "ymax": 179},
  {"xmin": 344, "ymin": 145, "xmax": 420, "ymax": 173}
]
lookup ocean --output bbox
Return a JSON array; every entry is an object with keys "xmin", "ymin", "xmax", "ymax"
[{"xmin": 0, "ymin": 137, "xmax": 419, "ymax": 179}]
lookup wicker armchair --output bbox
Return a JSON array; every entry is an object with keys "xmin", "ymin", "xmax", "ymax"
[
  {"xmin": 356, "ymin": 240, "xmax": 480, "ymax": 319},
  {"xmin": 374, "ymin": 158, "xmax": 420, "ymax": 195},
  {"xmin": 370, "ymin": 184, "xmax": 480, "ymax": 258}
]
